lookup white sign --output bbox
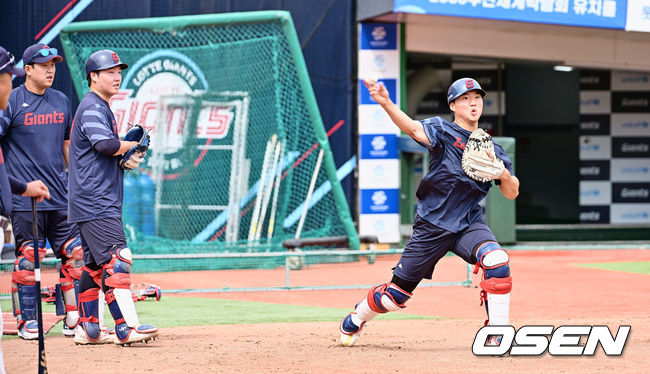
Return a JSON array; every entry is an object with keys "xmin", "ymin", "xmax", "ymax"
[
  {"xmin": 580, "ymin": 91, "xmax": 611, "ymax": 114},
  {"xmin": 626, "ymin": 0, "xmax": 650, "ymax": 32},
  {"xmin": 481, "ymin": 91, "xmax": 506, "ymax": 116},
  {"xmin": 579, "ymin": 135, "xmax": 611, "ymax": 160},
  {"xmin": 612, "ymin": 70, "xmax": 650, "ymax": 91},
  {"xmin": 358, "ymin": 159, "xmax": 400, "ymax": 189},
  {"xmin": 611, "ymin": 203, "xmax": 650, "ymax": 223},
  {"xmin": 358, "ymin": 50, "xmax": 400, "ymax": 80},
  {"xmin": 580, "ymin": 181, "xmax": 611, "ymax": 205},
  {"xmin": 359, "ymin": 214, "xmax": 401, "ymax": 243},
  {"xmin": 611, "ymin": 113, "xmax": 650, "ymax": 136},
  {"xmin": 611, "ymin": 159, "xmax": 650, "ymax": 182},
  {"xmin": 358, "ymin": 105, "xmax": 400, "ymax": 134}
]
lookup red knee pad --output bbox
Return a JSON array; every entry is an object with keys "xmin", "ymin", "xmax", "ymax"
[
  {"xmin": 480, "ymin": 276, "xmax": 512, "ymax": 294},
  {"xmin": 62, "ymin": 237, "xmax": 84, "ymax": 261},
  {"xmin": 104, "ymin": 272, "xmax": 131, "ymax": 289},
  {"xmin": 62, "ymin": 261, "xmax": 83, "ymax": 281},
  {"xmin": 20, "ymin": 241, "xmax": 46, "ymax": 264},
  {"xmin": 83, "ymin": 266, "xmax": 104, "ymax": 287},
  {"xmin": 103, "ymin": 249, "xmax": 133, "ymax": 289},
  {"xmin": 12, "ymin": 269, "xmax": 35, "ymax": 286}
]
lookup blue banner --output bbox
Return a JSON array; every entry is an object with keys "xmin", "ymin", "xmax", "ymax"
[
  {"xmin": 359, "ymin": 79, "xmax": 397, "ymax": 104},
  {"xmin": 360, "ymin": 23, "xmax": 398, "ymax": 49},
  {"xmin": 394, "ymin": 0, "xmax": 627, "ymax": 30},
  {"xmin": 360, "ymin": 189, "xmax": 400, "ymax": 214},
  {"xmin": 360, "ymin": 134, "xmax": 398, "ymax": 159}
]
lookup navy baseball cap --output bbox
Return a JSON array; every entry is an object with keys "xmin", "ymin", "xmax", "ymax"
[
  {"xmin": 23, "ymin": 43, "xmax": 63, "ymax": 65},
  {"xmin": 447, "ymin": 78, "xmax": 486, "ymax": 104},
  {"xmin": 0, "ymin": 46, "xmax": 25, "ymax": 77}
]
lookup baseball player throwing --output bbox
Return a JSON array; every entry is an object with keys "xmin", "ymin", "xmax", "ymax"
[
  {"xmin": 1, "ymin": 43, "xmax": 85, "ymax": 340},
  {"xmin": 69, "ymin": 49, "xmax": 157, "ymax": 345},
  {"xmin": 340, "ymin": 77, "xmax": 519, "ymax": 347}
]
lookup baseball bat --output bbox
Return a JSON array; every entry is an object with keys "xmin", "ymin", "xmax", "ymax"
[
  {"xmin": 266, "ymin": 140, "xmax": 285, "ymax": 241},
  {"xmin": 31, "ymin": 197, "xmax": 48, "ymax": 374},
  {"xmin": 290, "ymin": 148, "xmax": 324, "ymax": 270},
  {"xmin": 256, "ymin": 137, "xmax": 282, "ymax": 241},
  {"xmin": 247, "ymin": 134, "xmax": 276, "ymax": 242}
]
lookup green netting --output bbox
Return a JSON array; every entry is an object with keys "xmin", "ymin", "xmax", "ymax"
[{"xmin": 59, "ymin": 11, "xmax": 359, "ymax": 272}]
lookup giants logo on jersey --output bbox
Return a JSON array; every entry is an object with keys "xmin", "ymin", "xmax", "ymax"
[
  {"xmin": 25, "ymin": 111, "xmax": 65, "ymax": 126},
  {"xmin": 454, "ymin": 137, "xmax": 466, "ymax": 150}
]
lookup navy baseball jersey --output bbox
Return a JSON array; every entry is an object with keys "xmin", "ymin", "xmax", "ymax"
[
  {"xmin": 0, "ymin": 148, "xmax": 11, "ymax": 216},
  {"xmin": 0, "ymin": 84, "xmax": 72, "ymax": 211},
  {"xmin": 68, "ymin": 91, "xmax": 123, "ymax": 223},
  {"xmin": 416, "ymin": 117, "xmax": 513, "ymax": 233}
]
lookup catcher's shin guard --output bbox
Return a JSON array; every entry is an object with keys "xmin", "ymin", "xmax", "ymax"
[
  {"xmin": 57, "ymin": 237, "xmax": 84, "ymax": 334},
  {"xmin": 340, "ymin": 283, "xmax": 412, "ymax": 347},
  {"xmin": 474, "ymin": 241, "xmax": 512, "ymax": 326},
  {"xmin": 103, "ymin": 247, "xmax": 158, "ymax": 344},
  {"xmin": 366, "ymin": 282, "xmax": 412, "ymax": 314},
  {"xmin": 75, "ymin": 266, "xmax": 112, "ymax": 344},
  {"xmin": 10, "ymin": 240, "xmax": 45, "ymax": 339}
]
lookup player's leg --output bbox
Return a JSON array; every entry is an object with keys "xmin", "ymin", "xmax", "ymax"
[
  {"xmin": 9, "ymin": 211, "xmax": 45, "ymax": 340},
  {"xmin": 453, "ymin": 221, "xmax": 512, "ymax": 345},
  {"xmin": 102, "ymin": 244, "xmax": 158, "ymax": 345},
  {"xmin": 340, "ymin": 214, "xmax": 452, "ymax": 346},
  {"xmin": 73, "ymin": 228, "xmax": 113, "ymax": 345},
  {"xmin": 46, "ymin": 210, "xmax": 86, "ymax": 336},
  {"xmin": 79, "ymin": 217, "xmax": 158, "ymax": 345},
  {"xmin": 474, "ymin": 241, "xmax": 511, "ymax": 325},
  {"xmin": 75, "ymin": 262, "xmax": 113, "ymax": 344},
  {"xmin": 340, "ymin": 275, "xmax": 417, "ymax": 347}
]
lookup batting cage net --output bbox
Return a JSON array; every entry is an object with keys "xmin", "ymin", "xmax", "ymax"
[{"xmin": 57, "ymin": 11, "xmax": 360, "ymax": 273}]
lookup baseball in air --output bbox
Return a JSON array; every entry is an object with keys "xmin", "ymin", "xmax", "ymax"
[{"xmin": 363, "ymin": 71, "xmax": 379, "ymax": 85}]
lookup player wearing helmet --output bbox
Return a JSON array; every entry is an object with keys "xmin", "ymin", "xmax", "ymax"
[
  {"xmin": 69, "ymin": 49, "xmax": 157, "ymax": 345},
  {"xmin": 339, "ymin": 77, "xmax": 519, "ymax": 347}
]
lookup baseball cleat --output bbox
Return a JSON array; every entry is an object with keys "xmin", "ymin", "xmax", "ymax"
[
  {"xmin": 62, "ymin": 320, "xmax": 76, "ymax": 337},
  {"xmin": 340, "ymin": 312, "xmax": 365, "ymax": 347},
  {"xmin": 102, "ymin": 324, "xmax": 115, "ymax": 335},
  {"xmin": 17, "ymin": 320, "xmax": 39, "ymax": 340},
  {"xmin": 73, "ymin": 325, "xmax": 114, "ymax": 345},
  {"xmin": 114, "ymin": 324, "xmax": 159, "ymax": 346}
]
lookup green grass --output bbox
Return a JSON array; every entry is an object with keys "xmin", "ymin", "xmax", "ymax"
[
  {"xmin": 1, "ymin": 296, "xmax": 440, "ymax": 333},
  {"xmin": 574, "ymin": 261, "xmax": 650, "ymax": 275}
]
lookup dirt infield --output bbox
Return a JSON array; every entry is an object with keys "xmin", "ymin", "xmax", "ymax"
[{"xmin": 3, "ymin": 248, "xmax": 650, "ymax": 373}]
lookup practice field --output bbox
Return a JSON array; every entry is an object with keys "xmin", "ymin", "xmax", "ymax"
[{"xmin": 3, "ymin": 248, "xmax": 649, "ymax": 373}]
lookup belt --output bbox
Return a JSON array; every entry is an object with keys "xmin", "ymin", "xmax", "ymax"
[{"xmin": 0, "ymin": 215, "xmax": 8, "ymax": 230}]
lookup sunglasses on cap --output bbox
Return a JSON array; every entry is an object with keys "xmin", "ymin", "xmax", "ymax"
[
  {"xmin": 0, "ymin": 50, "xmax": 15, "ymax": 72},
  {"xmin": 31, "ymin": 47, "xmax": 58, "ymax": 60}
]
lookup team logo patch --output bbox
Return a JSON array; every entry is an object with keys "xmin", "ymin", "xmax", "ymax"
[
  {"xmin": 466, "ymin": 79, "xmax": 475, "ymax": 89},
  {"xmin": 112, "ymin": 52, "xmax": 119, "ymax": 62}
]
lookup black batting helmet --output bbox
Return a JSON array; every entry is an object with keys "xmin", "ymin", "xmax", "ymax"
[{"xmin": 85, "ymin": 49, "xmax": 128, "ymax": 78}]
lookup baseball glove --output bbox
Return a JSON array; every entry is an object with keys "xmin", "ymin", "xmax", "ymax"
[
  {"xmin": 130, "ymin": 282, "xmax": 162, "ymax": 302},
  {"xmin": 461, "ymin": 128, "xmax": 504, "ymax": 183},
  {"xmin": 119, "ymin": 124, "xmax": 150, "ymax": 170}
]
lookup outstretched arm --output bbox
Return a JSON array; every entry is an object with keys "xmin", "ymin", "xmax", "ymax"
[
  {"xmin": 497, "ymin": 169, "xmax": 519, "ymax": 200},
  {"xmin": 363, "ymin": 79, "xmax": 430, "ymax": 146}
]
